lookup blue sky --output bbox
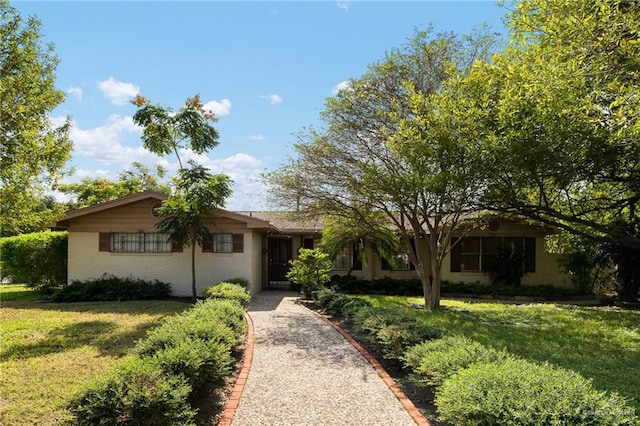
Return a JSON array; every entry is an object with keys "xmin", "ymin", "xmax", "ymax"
[{"xmin": 15, "ymin": 1, "xmax": 508, "ymax": 210}]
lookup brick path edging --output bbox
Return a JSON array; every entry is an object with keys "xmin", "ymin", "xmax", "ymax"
[
  {"xmin": 309, "ymin": 308, "xmax": 432, "ymax": 426},
  {"xmin": 218, "ymin": 312, "xmax": 255, "ymax": 426}
]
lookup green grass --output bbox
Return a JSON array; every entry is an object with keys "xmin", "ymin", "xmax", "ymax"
[
  {"xmin": 363, "ymin": 295, "xmax": 640, "ymax": 413},
  {"xmin": 0, "ymin": 284, "xmax": 190, "ymax": 425}
]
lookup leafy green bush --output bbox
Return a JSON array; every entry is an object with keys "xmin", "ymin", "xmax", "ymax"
[
  {"xmin": 0, "ymin": 231, "xmax": 67, "ymax": 292},
  {"xmin": 287, "ymin": 248, "xmax": 332, "ymax": 298},
  {"xmin": 148, "ymin": 337, "xmax": 233, "ymax": 391},
  {"xmin": 404, "ymin": 335, "xmax": 510, "ymax": 388},
  {"xmin": 68, "ymin": 356, "xmax": 196, "ymax": 426},
  {"xmin": 203, "ymin": 282, "xmax": 251, "ymax": 306},
  {"xmin": 189, "ymin": 298, "xmax": 247, "ymax": 338},
  {"xmin": 51, "ymin": 274, "xmax": 171, "ymax": 302},
  {"xmin": 436, "ymin": 358, "xmax": 638, "ymax": 426},
  {"xmin": 349, "ymin": 306, "xmax": 443, "ymax": 359}
]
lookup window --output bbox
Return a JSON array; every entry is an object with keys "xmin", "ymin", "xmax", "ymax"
[
  {"xmin": 381, "ymin": 252, "xmax": 413, "ymax": 271},
  {"xmin": 332, "ymin": 242, "xmax": 362, "ymax": 271},
  {"xmin": 108, "ymin": 233, "xmax": 172, "ymax": 253},
  {"xmin": 202, "ymin": 233, "xmax": 244, "ymax": 253},
  {"xmin": 451, "ymin": 237, "xmax": 535, "ymax": 273}
]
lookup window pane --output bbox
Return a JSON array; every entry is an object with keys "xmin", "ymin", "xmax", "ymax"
[
  {"xmin": 394, "ymin": 253, "xmax": 411, "ymax": 271},
  {"xmin": 460, "ymin": 254, "xmax": 480, "ymax": 272},
  {"xmin": 213, "ymin": 234, "xmax": 233, "ymax": 253},
  {"xmin": 460, "ymin": 237, "xmax": 481, "ymax": 253},
  {"xmin": 333, "ymin": 244, "xmax": 353, "ymax": 270},
  {"xmin": 145, "ymin": 233, "xmax": 172, "ymax": 253}
]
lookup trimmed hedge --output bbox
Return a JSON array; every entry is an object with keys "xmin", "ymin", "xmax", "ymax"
[
  {"xmin": 436, "ymin": 358, "xmax": 638, "ymax": 426},
  {"xmin": 51, "ymin": 275, "xmax": 171, "ymax": 302},
  {"xmin": 204, "ymin": 281, "xmax": 251, "ymax": 306},
  {"xmin": 68, "ymin": 356, "xmax": 196, "ymax": 426},
  {"xmin": 0, "ymin": 231, "xmax": 67, "ymax": 292},
  {"xmin": 68, "ymin": 297, "xmax": 248, "ymax": 424},
  {"xmin": 404, "ymin": 335, "xmax": 510, "ymax": 388}
]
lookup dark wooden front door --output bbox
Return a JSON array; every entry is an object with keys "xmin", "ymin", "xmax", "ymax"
[{"xmin": 268, "ymin": 237, "xmax": 292, "ymax": 285}]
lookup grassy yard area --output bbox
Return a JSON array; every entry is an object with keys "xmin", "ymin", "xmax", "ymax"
[
  {"xmin": 0, "ymin": 284, "xmax": 190, "ymax": 425},
  {"xmin": 363, "ymin": 295, "xmax": 640, "ymax": 413}
]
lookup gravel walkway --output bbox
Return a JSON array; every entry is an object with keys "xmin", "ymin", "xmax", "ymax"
[{"xmin": 230, "ymin": 291, "xmax": 419, "ymax": 426}]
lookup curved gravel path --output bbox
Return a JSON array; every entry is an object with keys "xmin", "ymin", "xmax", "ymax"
[{"xmin": 229, "ymin": 291, "xmax": 421, "ymax": 426}]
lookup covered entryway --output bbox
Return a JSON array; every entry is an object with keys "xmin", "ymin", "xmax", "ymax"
[{"xmin": 267, "ymin": 237, "xmax": 292, "ymax": 288}]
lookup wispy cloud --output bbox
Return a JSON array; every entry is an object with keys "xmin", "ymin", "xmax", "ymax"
[
  {"xmin": 248, "ymin": 135, "xmax": 266, "ymax": 141},
  {"xmin": 332, "ymin": 80, "xmax": 350, "ymax": 95},
  {"xmin": 203, "ymin": 99, "xmax": 232, "ymax": 117},
  {"xmin": 336, "ymin": 1, "xmax": 349, "ymax": 11},
  {"xmin": 98, "ymin": 77, "xmax": 140, "ymax": 106},
  {"xmin": 261, "ymin": 94, "xmax": 283, "ymax": 105},
  {"xmin": 66, "ymin": 86, "xmax": 83, "ymax": 101}
]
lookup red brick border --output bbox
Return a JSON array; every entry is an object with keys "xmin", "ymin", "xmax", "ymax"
[
  {"xmin": 310, "ymin": 309, "xmax": 432, "ymax": 426},
  {"xmin": 218, "ymin": 312, "xmax": 255, "ymax": 426}
]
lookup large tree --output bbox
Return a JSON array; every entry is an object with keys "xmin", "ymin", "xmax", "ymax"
[
  {"xmin": 132, "ymin": 95, "xmax": 231, "ymax": 301},
  {"xmin": 266, "ymin": 29, "xmax": 497, "ymax": 309},
  {"xmin": 59, "ymin": 162, "xmax": 170, "ymax": 208},
  {"xmin": 1, "ymin": 0, "xmax": 72, "ymax": 235},
  {"xmin": 447, "ymin": 0, "xmax": 640, "ymax": 301}
]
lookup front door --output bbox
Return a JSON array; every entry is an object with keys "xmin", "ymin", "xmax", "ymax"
[{"xmin": 268, "ymin": 237, "xmax": 292, "ymax": 286}]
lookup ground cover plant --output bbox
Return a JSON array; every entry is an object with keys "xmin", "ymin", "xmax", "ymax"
[
  {"xmin": 362, "ymin": 295, "xmax": 640, "ymax": 417},
  {"xmin": 0, "ymin": 284, "xmax": 189, "ymax": 425}
]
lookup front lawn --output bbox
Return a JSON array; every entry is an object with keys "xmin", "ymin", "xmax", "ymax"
[
  {"xmin": 363, "ymin": 296, "xmax": 640, "ymax": 413},
  {"xmin": 0, "ymin": 284, "xmax": 189, "ymax": 425}
]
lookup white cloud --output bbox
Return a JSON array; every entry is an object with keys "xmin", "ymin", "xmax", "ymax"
[
  {"xmin": 336, "ymin": 1, "xmax": 349, "ymax": 11},
  {"xmin": 203, "ymin": 99, "xmax": 232, "ymax": 117},
  {"xmin": 63, "ymin": 114, "xmax": 156, "ymax": 167},
  {"xmin": 98, "ymin": 77, "xmax": 140, "ymax": 106},
  {"xmin": 261, "ymin": 94, "xmax": 283, "ymax": 105},
  {"xmin": 332, "ymin": 80, "xmax": 350, "ymax": 95},
  {"xmin": 248, "ymin": 135, "xmax": 265, "ymax": 141},
  {"xmin": 66, "ymin": 86, "xmax": 83, "ymax": 101}
]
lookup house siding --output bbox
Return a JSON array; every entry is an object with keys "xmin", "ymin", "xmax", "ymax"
[{"xmin": 68, "ymin": 231, "xmax": 261, "ymax": 297}]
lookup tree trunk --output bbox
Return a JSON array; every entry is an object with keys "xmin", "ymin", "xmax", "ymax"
[{"xmin": 191, "ymin": 243, "xmax": 197, "ymax": 303}]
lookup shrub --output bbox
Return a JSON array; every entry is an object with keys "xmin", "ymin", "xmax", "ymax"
[
  {"xmin": 404, "ymin": 335, "xmax": 510, "ymax": 389},
  {"xmin": 51, "ymin": 274, "xmax": 171, "ymax": 302},
  {"xmin": 222, "ymin": 277, "xmax": 250, "ymax": 289},
  {"xmin": 68, "ymin": 357, "xmax": 196, "ymax": 426},
  {"xmin": 350, "ymin": 306, "xmax": 443, "ymax": 359},
  {"xmin": 203, "ymin": 282, "xmax": 251, "ymax": 306},
  {"xmin": 436, "ymin": 358, "xmax": 638, "ymax": 426},
  {"xmin": 0, "ymin": 231, "xmax": 67, "ymax": 292},
  {"xmin": 286, "ymin": 248, "xmax": 332, "ymax": 298},
  {"xmin": 135, "ymin": 311, "xmax": 237, "ymax": 357},
  {"xmin": 148, "ymin": 337, "xmax": 233, "ymax": 391},
  {"xmin": 190, "ymin": 298, "xmax": 247, "ymax": 338}
]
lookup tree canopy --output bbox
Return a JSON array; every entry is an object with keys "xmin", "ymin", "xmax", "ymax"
[
  {"xmin": 1, "ymin": 0, "xmax": 72, "ymax": 235},
  {"xmin": 266, "ymin": 28, "xmax": 497, "ymax": 309}
]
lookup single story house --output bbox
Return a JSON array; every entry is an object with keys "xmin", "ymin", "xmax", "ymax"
[{"xmin": 53, "ymin": 191, "xmax": 570, "ymax": 296}]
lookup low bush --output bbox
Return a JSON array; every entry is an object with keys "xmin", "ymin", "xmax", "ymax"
[
  {"xmin": 148, "ymin": 337, "xmax": 233, "ymax": 391},
  {"xmin": 51, "ymin": 274, "xmax": 171, "ymax": 302},
  {"xmin": 68, "ymin": 356, "xmax": 196, "ymax": 426},
  {"xmin": 404, "ymin": 335, "xmax": 510, "ymax": 388},
  {"xmin": 0, "ymin": 231, "xmax": 67, "ymax": 292},
  {"xmin": 350, "ymin": 306, "xmax": 442, "ymax": 359},
  {"xmin": 203, "ymin": 282, "xmax": 251, "ymax": 306},
  {"xmin": 436, "ymin": 358, "xmax": 638, "ymax": 426},
  {"xmin": 190, "ymin": 298, "xmax": 247, "ymax": 338}
]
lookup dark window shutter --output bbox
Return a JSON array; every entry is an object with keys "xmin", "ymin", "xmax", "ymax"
[
  {"xmin": 99, "ymin": 233, "xmax": 111, "ymax": 252},
  {"xmin": 381, "ymin": 256, "xmax": 390, "ymax": 270},
  {"xmin": 450, "ymin": 237, "xmax": 461, "ymax": 272},
  {"xmin": 202, "ymin": 234, "xmax": 213, "ymax": 253},
  {"xmin": 409, "ymin": 239, "xmax": 416, "ymax": 270},
  {"xmin": 233, "ymin": 234, "xmax": 244, "ymax": 253},
  {"xmin": 303, "ymin": 237, "xmax": 314, "ymax": 250},
  {"xmin": 525, "ymin": 237, "xmax": 536, "ymax": 273},
  {"xmin": 171, "ymin": 239, "xmax": 183, "ymax": 253},
  {"xmin": 352, "ymin": 242, "xmax": 362, "ymax": 270}
]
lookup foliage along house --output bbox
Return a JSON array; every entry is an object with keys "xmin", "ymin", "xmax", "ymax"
[{"xmin": 53, "ymin": 191, "xmax": 570, "ymax": 296}]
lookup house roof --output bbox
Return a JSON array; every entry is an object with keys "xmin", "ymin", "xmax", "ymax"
[
  {"xmin": 54, "ymin": 190, "xmax": 273, "ymax": 230},
  {"xmin": 242, "ymin": 211, "xmax": 324, "ymax": 234}
]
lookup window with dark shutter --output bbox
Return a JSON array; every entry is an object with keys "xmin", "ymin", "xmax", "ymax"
[
  {"xmin": 202, "ymin": 234, "xmax": 213, "ymax": 252},
  {"xmin": 352, "ymin": 242, "xmax": 362, "ymax": 271},
  {"xmin": 232, "ymin": 234, "xmax": 244, "ymax": 253},
  {"xmin": 525, "ymin": 237, "xmax": 536, "ymax": 272},
  {"xmin": 99, "ymin": 233, "xmax": 110, "ymax": 252},
  {"xmin": 171, "ymin": 239, "xmax": 183, "ymax": 253}
]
